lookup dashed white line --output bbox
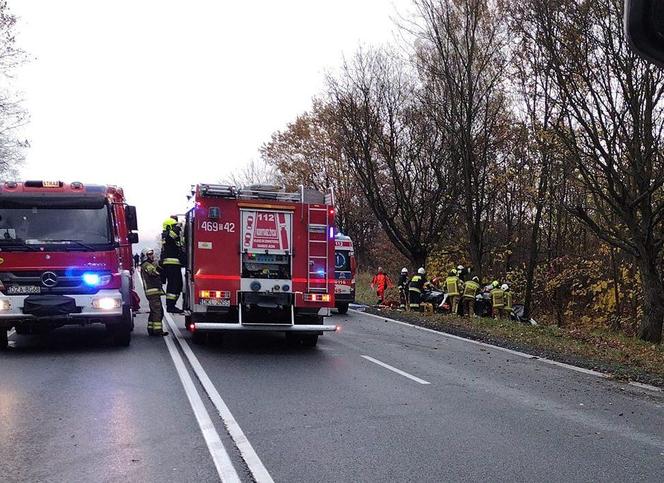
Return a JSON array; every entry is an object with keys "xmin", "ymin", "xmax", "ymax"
[
  {"xmin": 164, "ymin": 313, "xmax": 275, "ymax": 483},
  {"xmin": 352, "ymin": 309, "xmax": 662, "ymax": 393},
  {"xmin": 163, "ymin": 330, "xmax": 241, "ymax": 483},
  {"xmin": 361, "ymin": 355, "xmax": 431, "ymax": 385}
]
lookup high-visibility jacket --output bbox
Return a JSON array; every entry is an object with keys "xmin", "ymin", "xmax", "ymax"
[
  {"xmin": 445, "ymin": 276, "xmax": 460, "ymax": 296},
  {"xmin": 463, "ymin": 280, "xmax": 480, "ymax": 299},
  {"xmin": 505, "ymin": 291, "xmax": 513, "ymax": 311},
  {"xmin": 372, "ymin": 273, "xmax": 393, "ymax": 290},
  {"xmin": 409, "ymin": 275, "xmax": 425, "ymax": 293},
  {"xmin": 161, "ymin": 226, "xmax": 184, "ymax": 266},
  {"xmin": 491, "ymin": 288, "xmax": 505, "ymax": 308},
  {"xmin": 141, "ymin": 260, "xmax": 164, "ymax": 296}
]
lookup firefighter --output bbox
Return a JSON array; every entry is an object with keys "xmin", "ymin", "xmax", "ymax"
[
  {"xmin": 490, "ymin": 281, "xmax": 505, "ymax": 319},
  {"xmin": 371, "ymin": 267, "xmax": 393, "ymax": 305},
  {"xmin": 398, "ymin": 267, "xmax": 410, "ymax": 308},
  {"xmin": 462, "ymin": 276, "xmax": 481, "ymax": 317},
  {"xmin": 445, "ymin": 270, "xmax": 462, "ymax": 315},
  {"xmin": 409, "ymin": 267, "xmax": 426, "ymax": 311},
  {"xmin": 161, "ymin": 217, "xmax": 185, "ymax": 314},
  {"xmin": 133, "ymin": 253, "xmax": 140, "ymax": 269},
  {"xmin": 140, "ymin": 248, "xmax": 168, "ymax": 336}
]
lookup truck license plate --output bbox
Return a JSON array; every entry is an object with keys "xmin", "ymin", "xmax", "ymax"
[
  {"xmin": 6, "ymin": 285, "xmax": 41, "ymax": 295},
  {"xmin": 200, "ymin": 298, "xmax": 230, "ymax": 307}
]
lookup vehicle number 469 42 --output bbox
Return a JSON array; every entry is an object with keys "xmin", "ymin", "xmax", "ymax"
[{"xmin": 201, "ymin": 221, "xmax": 235, "ymax": 232}]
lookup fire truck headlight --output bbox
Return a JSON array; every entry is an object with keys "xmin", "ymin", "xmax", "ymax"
[
  {"xmin": 250, "ymin": 281, "xmax": 261, "ymax": 292},
  {"xmin": 282, "ymin": 284, "xmax": 290, "ymax": 292},
  {"xmin": 0, "ymin": 299, "xmax": 11, "ymax": 311},
  {"xmin": 92, "ymin": 297, "xmax": 122, "ymax": 310}
]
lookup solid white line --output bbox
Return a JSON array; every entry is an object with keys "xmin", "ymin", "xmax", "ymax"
[
  {"xmin": 164, "ymin": 313, "xmax": 275, "ymax": 483},
  {"xmin": 361, "ymin": 355, "xmax": 431, "ymax": 385},
  {"xmin": 352, "ymin": 309, "xmax": 618, "ymax": 379},
  {"xmin": 163, "ymin": 333, "xmax": 241, "ymax": 483}
]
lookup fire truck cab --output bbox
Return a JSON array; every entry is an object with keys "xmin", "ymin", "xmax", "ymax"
[
  {"xmin": 334, "ymin": 233, "xmax": 356, "ymax": 314},
  {"xmin": 183, "ymin": 184, "xmax": 338, "ymax": 347},
  {"xmin": 0, "ymin": 181, "xmax": 139, "ymax": 349}
]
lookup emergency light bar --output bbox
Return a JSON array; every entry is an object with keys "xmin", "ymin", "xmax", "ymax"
[{"xmin": 200, "ymin": 184, "xmax": 237, "ymax": 198}]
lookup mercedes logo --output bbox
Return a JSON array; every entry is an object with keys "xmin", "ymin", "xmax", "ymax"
[{"xmin": 41, "ymin": 271, "xmax": 58, "ymax": 288}]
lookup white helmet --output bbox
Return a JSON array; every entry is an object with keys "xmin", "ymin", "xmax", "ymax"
[
  {"xmin": 457, "ymin": 265, "xmax": 464, "ymax": 271},
  {"xmin": 501, "ymin": 284, "xmax": 509, "ymax": 291},
  {"xmin": 418, "ymin": 267, "xmax": 425, "ymax": 275},
  {"xmin": 141, "ymin": 247, "xmax": 154, "ymax": 257},
  {"xmin": 401, "ymin": 267, "xmax": 408, "ymax": 274}
]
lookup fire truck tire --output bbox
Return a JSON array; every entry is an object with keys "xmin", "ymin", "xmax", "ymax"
[
  {"xmin": 336, "ymin": 303, "xmax": 349, "ymax": 315},
  {"xmin": 301, "ymin": 334, "xmax": 318, "ymax": 347},
  {"xmin": 192, "ymin": 330, "xmax": 207, "ymax": 345},
  {"xmin": 0, "ymin": 329, "xmax": 8, "ymax": 350}
]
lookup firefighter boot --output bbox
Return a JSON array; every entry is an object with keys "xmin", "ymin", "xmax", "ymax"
[{"xmin": 166, "ymin": 299, "xmax": 184, "ymax": 314}]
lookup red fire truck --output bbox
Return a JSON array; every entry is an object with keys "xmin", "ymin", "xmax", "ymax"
[
  {"xmin": 183, "ymin": 184, "xmax": 337, "ymax": 346},
  {"xmin": 0, "ymin": 181, "xmax": 139, "ymax": 349},
  {"xmin": 334, "ymin": 233, "xmax": 356, "ymax": 314}
]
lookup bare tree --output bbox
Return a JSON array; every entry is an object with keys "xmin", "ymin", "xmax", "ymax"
[
  {"xmin": 221, "ymin": 158, "xmax": 278, "ymax": 187},
  {"xmin": 328, "ymin": 48, "xmax": 457, "ymax": 267},
  {"xmin": 529, "ymin": 0, "xmax": 664, "ymax": 342},
  {"xmin": 413, "ymin": 0, "xmax": 511, "ymax": 278},
  {"xmin": 0, "ymin": 0, "xmax": 28, "ymax": 178}
]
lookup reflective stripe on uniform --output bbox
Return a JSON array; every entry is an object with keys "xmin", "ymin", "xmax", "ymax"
[
  {"xmin": 166, "ymin": 293, "xmax": 179, "ymax": 300},
  {"xmin": 162, "ymin": 258, "xmax": 181, "ymax": 266},
  {"xmin": 145, "ymin": 288, "xmax": 163, "ymax": 296},
  {"xmin": 409, "ymin": 288, "xmax": 421, "ymax": 293}
]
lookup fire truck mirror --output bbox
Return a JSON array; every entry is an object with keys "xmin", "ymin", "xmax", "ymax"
[
  {"xmin": 208, "ymin": 207, "xmax": 220, "ymax": 219},
  {"xmin": 125, "ymin": 205, "xmax": 138, "ymax": 231},
  {"xmin": 128, "ymin": 232, "xmax": 139, "ymax": 244}
]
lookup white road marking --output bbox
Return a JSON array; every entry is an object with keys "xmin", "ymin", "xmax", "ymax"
[
  {"xmin": 361, "ymin": 355, "xmax": 431, "ymax": 385},
  {"xmin": 163, "ymin": 332, "xmax": 241, "ymax": 483},
  {"xmin": 164, "ymin": 313, "xmax": 275, "ymax": 483},
  {"xmin": 136, "ymin": 274, "xmax": 241, "ymax": 482},
  {"xmin": 352, "ymin": 309, "xmax": 662, "ymax": 393}
]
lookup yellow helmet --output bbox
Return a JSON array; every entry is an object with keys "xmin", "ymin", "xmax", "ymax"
[{"xmin": 163, "ymin": 218, "xmax": 177, "ymax": 230}]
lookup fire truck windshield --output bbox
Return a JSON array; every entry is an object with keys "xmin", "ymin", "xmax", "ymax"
[{"xmin": 0, "ymin": 205, "xmax": 113, "ymax": 250}]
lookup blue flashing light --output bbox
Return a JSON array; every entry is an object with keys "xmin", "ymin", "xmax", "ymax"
[
  {"xmin": 82, "ymin": 272, "xmax": 101, "ymax": 286},
  {"xmin": 317, "ymin": 269, "xmax": 325, "ymax": 276},
  {"xmin": 329, "ymin": 227, "xmax": 334, "ymax": 238}
]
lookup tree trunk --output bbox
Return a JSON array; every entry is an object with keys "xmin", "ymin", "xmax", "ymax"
[
  {"xmin": 637, "ymin": 255, "xmax": 664, "ymax": 343},
  {"xmin": 468, "ymin": 225, "xmax": 483, "ymax": 280}
]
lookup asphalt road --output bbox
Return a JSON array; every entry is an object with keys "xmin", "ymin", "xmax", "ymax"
[{"xmin": 2, "ymin": 301, "xmax": 664, "ymax": 482}]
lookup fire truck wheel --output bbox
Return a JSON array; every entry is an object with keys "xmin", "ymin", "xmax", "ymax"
[
  {"xmin": 0, "ymin": 329, "xmax": 8, "ymax": 350},
  {"xmin": 112, "ymin": 326, "xmax": 131, "ymax": 347},
  {"xmin": 192, "ymin": 330, "xmax": 206, "ymax": 345},
  {"xmin": 336, "ymin": 303, "xmax": 349, "ymax": 315},
  {"xmin": 301, "ymin": 334, "xmax": 318, "ymax": 347}
]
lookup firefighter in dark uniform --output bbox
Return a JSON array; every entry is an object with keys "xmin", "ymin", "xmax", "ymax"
[
  {"xmin": 409, "ymin": 267, "xmax": 426, "ymax": 311},
  {"xmin": 161, "ymin": 217, "xmax": 185, "ymax": 313},
  {"xmin": 140, "ymin": 248, "xmax": 168, "ymax": 336}
]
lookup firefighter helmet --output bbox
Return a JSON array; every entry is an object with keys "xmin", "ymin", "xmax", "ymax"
[
  {"xmin": 472, "ymin": 276, "xmax": 480, "ymax": 283},
  {"xmin": 163, "ymin": 218, "xmax": 177, "ymax": 230},
  {"xmin": 492, "ymin": 280, "xmax": 499, "ymax": 288},
  {"xmin": 418, "ymin": 267, "xmax": 425, "ymax": 275},
  {"xmin": 501, "ymin": 284, "xmax": 509, "ymax": 291},
  {"xmin": 401, "ymin": 267, "xmax": 408, "ymax": 274},
  {"xmin": 457, "ymin": 265, "xmax": 464, "ymax": 271}
]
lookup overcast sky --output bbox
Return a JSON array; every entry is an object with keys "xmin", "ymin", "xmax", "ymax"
[{"xmin": 11, "ymin": 0, "xmax": 413, "ymax": 247}]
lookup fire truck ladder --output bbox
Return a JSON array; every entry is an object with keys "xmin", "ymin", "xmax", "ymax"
[{"xmin": 307, "ymin": 204, "xmax": 330, "ymax": 293}]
